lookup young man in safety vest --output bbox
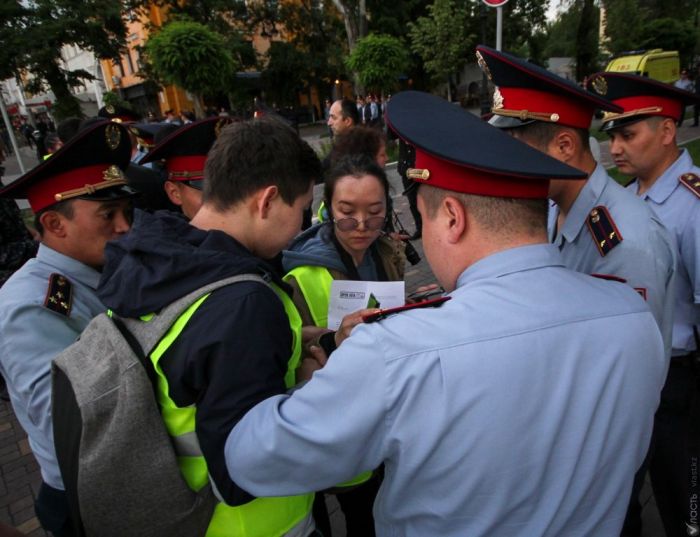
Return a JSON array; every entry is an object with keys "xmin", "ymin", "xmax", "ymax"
[{"xmin": 97, "ymin": 117, "xmax": 323, "ymax": 537}]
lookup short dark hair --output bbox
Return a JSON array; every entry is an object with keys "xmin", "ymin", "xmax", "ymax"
[
  {"xmin": 513, "ymin": 122, "xmax": 590, "ymax": 153},
  {"xmin": 338, "ymin": 98, "xmax": 360, "ymax": 126},
  {"xmin": 324, "ymin": 154, "xmax": 390, "ymax": 218},
  {"xmin": 328, "ymin": 126, "xmax": 386, "ymax": 167},
  {"xmin": 420, "ymin": 185, "xmax": 548, "ymax": 237},
  {"xmin": 34, "ymin": 199, "xmax": 75, "ymax": 236},
  {"xmin": 204, "ymin": 117, "xmax": 322, "ymax": 210}
]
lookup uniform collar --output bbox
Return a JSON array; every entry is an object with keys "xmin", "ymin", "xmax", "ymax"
[
  {"xmin": 554, "ymin": 163, "xmax": 608, "ymax": 245},
  {"xmin": 455, "ymin": 243, "xmax": 565, "ymax": 290},
  {"xmin": 37, "ymin": 243, "xmax": 102, "ymax": 290},
  {"xmin": 632, "ymin": 148, "xmax": 691, "ymax": 204}
]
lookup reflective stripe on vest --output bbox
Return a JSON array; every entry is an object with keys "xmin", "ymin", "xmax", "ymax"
[
  {"xmin": 284, "ymin": 265, "xmax": 334, "ymax": 328},
  {"xmin": 147, "ymin": 285, "xmax": 312, "ymax": 537},
  {"xmin": 283, "ymin": 266, "xmax": 373, "ymax": 487}
]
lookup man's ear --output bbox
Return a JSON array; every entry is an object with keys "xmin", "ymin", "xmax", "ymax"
[
  {"xmin": 659, "ymin": 117, "xmax": 677, "ymax": 146},
  {"xmin": 163, "ymin": 181, "xmax": 182, "ymax": 206},
  {"xmin": 257, "ymin": 185, "xmax": 280, "ymax": 219},
  {"xmin": 39, "ymin": 210, "xmax": 67, "ymax": 238},
  {"xmin": 442, "ymin": 195, "xmax": 467, "ymax": 244},
  {"xmin": 550, "ymin": 129, "xmax": 577, "ymax": 163}
]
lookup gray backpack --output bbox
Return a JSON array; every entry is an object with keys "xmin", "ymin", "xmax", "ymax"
[{"xmin": 51, "ymin": 274, "xmax": 266, "ymax": 537}]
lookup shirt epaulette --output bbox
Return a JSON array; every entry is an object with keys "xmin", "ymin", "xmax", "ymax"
[
  {"xmin": 44, "ymin": 273, "xmax": 73, "ymax": 317},
  {"xmin": 586, "ymin": 206, "xmax": 623, "ymax": 257},
  {"xmin": 679, "ymin": 173, "xmax": 700, "ymax": 199}
]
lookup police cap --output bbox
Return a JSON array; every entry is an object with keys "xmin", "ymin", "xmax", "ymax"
[
  {"xmin": 476, "ymin": 45, "xmax": 622, "ymax": 130},
  {"xmin": 0, "ymin": 120, "xmax": 136, "ymax": 212},
  {"xmin": 588, "ymin": 72, "xmax": 700, "ymax": 131},
  {"xmin": 385, "ymin": 91, "xmax": 586, "ymax": 199},
  {"xmin": 139, "ymin": 117, "xmax": 235, "ymax": 190}
]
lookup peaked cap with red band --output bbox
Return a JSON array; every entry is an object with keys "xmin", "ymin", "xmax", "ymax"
[
  {"xmin": 140, "ymin": 117, "xmax": 235, "ymax": 190},
  {"xmin": 0, "ymin": 120, "xmax": 136, "ymax": 212},
  {"xmin": 476, "ymin": 45, "xmax": 622, "ymax": 130},
  {"xmin": 385, "ymin": 91, "xmax": 586, "ymax": 199},
  {"xmin": 98, "ymin": 104, "xmax": 140, "ymax": 123},
  {"xmin": 129, "ymin": 122, "xmax": 174, "ymax": 149},
  {"xmin": 587, "ymin": 72, "xmax": 700, "ymax": 131}
]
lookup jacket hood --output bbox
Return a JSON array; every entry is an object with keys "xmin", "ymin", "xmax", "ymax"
[
  {"xmin": 282, "ymin": 222, "xmax": 347, "ymax": 274},
  {"xmin": 98, "ymin": 210, "xmax": 280, "ymax": 317}
]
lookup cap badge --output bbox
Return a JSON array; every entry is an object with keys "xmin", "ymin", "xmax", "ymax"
[
  {"xmin": 103, "ymin": 165, "xmax": 124, "ymax": 182},
  {"xmin": 492, "ymin": 87, "xmax": 504, "ymax": 110},
  {"xmin": 105, "ymin": 124, "xmax": 122, "ymax": 150},
  {"xmin": 406, "ymin": 168, "xmax": 430, "ymax": 181},
  {"xmin": 476, "ymin": 51, "xmax": 493, "ymax": 81},
  {"xmin": 590, "ymin": 76, "xmax": 608, "ymax": 96},
  {"xmin": 105, "ymin": 105, "xmax": 115, "ymax": 114}
]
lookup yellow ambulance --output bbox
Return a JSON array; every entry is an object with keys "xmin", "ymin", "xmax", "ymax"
[{"xmin": 605, "ymin": 49, "xmax": 680, "ymax": 84}]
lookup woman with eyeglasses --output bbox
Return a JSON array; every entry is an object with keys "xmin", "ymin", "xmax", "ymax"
[{"xmin": 282, "ymin": 154, "xmax": 406, "ymax": 537}]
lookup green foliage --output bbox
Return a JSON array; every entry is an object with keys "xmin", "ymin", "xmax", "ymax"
[
  {"xmin": 602, "ymin": 0, "xmax": 700, "ymax": 66},
  {"xmin": 0, "ymin": 0, "xmax": 146, "ymax": 120},
  {"xmin": 346, "ymin": 34, "xmax": 410, "ymax": 94},
  {"xmin": 262, "ymin": 42, "xmax": 308, "ymax": 106},
  {"xmin": 102, "ymin": 91, "xmax": 133, "ymax": 110},
  {"xmin": 639, "ymin": 18, "xmax": 697, "ymax": 67},
  {"xmin": 408, "ymin": 0, "xmax": 474, "ymax": 86},
  {"xmin": 144, "ymin": 20, "xmax": 237, "ymax": 97},
  {"xmin": 575, "ymin": 0, "xmax": 599, "ymax": 79}
]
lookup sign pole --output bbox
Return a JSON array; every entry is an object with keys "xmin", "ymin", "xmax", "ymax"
[
  {"xmin": 496, "ymin": 6, "xmax": 503, "ymax": 51},
  {"xmin": 482, "ymin": 0, "xmax": 508, "ymax": 50}
]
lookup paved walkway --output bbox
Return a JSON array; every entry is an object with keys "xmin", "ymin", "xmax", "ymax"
[{"xmin": 0, "ymin": 119, "xmax": 688, "ymax": 535}]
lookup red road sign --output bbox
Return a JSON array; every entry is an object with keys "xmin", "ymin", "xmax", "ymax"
[{"xmin": 482, "ymin": 0, "xmax": 509, "ymax": 6}]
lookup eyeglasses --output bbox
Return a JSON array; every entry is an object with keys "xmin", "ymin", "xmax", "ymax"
[{"xmin": 333, "ymin": 215, "xmax": 386, "ymax": 232}]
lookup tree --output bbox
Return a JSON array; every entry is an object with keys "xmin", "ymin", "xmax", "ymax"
[
  {"xmin": 143, "ymin": 20, "xmax": 237, "ymax": 118},
  {"xmin": 330, "ymin": 0, "xmax": 369, "ymax": 52},
  {"xmin": 346, "ymin": 34, "xmax": 410, "ymax": 95},
  {"xmin": 0, "ymin": 0, "xmax": 146, "ymax": 120},
  {"xmin": 575, "ymin": 0, "xmax": 600, "ymax": 80},
  {"xmin": 639, "ymin": 18, "xmax": 697, "ymax": 67},
  {"xmin": 408, "ymin": 0, "xmax": 474, "ymax": 101},
  {"xmin": 261, "ymin": 42, "xmax": 308, "ymax": 107}
]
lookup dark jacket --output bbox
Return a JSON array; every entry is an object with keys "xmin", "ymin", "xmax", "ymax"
[
  {"xmin": 0, "ymin": 199, "xmax": 38, "ymax": 288},
  {"xmin": 282, "ymin": 222, "xmax": 405, "ymax": 326},
  {"xmin": 98, "ymin": 210, "xmax": 294, "ymax": 505}
]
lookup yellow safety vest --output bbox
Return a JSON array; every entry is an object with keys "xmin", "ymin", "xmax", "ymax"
[
  {"xmin": 146, "ymin": 282, "xmax": 313, "ymax": 537},
  {"xmin": 283, "ymin": 265, "xmax": 372, "ymax": 488}
]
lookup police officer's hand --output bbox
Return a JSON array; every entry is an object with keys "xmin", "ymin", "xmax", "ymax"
[{"xmin": 335, "ymin": 308, "xmax": 380, "ymax": 347}]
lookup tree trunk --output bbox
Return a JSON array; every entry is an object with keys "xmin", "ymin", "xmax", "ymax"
[
  {"xmin": 446, "ymin": 76, "xmax": 452, "ymax": 102},
  {"xmin": 41, "ymin": 58, "xmax": 83, "ymax": 120},
  {"xmin": 331, "ymin": 0, "xmax": 359, "ymax": 51},
  {"xmin": 193, "ymin": 95, "xmax": 205, "ymax": 119}
]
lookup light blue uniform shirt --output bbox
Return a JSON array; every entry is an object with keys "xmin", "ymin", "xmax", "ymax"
[
  {"xmin": 627, "ymin": 149, "xmax": 700, "ymax": 356},
  {"xmin": 549, "ymin": 163, "xmax": 676, "ymax": 357},
  {"xmin": 0, "ymin": 244, "xmax": 104, "ymax": 489},
  {"xmin": 226, "ymin": 244, "xmax": 667, "ymax": 537}
]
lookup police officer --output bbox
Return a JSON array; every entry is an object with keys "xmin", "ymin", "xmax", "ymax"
[
  {"xmin": 139, "ymin": 116, "xmax": 234, "ymax": 220},
  {"xmin": 592, "ymin": 71, "xmax": 700, "ymax": 537},
  {"xmin": 225, "ymin": 91, "xmax": 668, "ymax": 537},
  {"xmin": 0, "ymin": 120, "xmax": 136, "ymax": 536},
  {"xmin": 476, "ymin": 45, "xmax": 677, "ymax": 359}
]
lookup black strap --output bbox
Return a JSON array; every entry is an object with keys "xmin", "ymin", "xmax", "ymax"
[
  {"xmin": 110, "ymin": 315, "xmax": 161, "ymax": 406},
  {"xmin": 52, "ymin": 367, "xmax": 87, "ymax": 537}
]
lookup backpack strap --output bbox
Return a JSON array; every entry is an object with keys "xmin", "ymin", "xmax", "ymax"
[{"xmin": 120, "ymin": 274, "xmax": 269, "ymax": 356}]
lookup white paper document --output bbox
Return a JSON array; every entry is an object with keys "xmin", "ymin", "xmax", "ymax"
[{"xmin": 327, "ymin": 280, "xmax": 405, "ymax": 330}]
